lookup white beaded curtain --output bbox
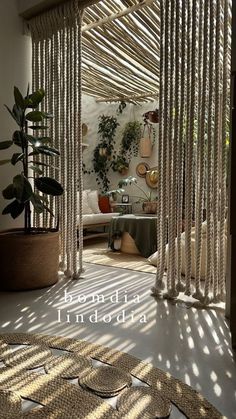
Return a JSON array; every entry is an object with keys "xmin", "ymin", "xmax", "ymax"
[
  {"xmin": 29, "ymin": 1, "xmax": 84, "ymax": 280},
  {"xmin": 153, "ymin": 0, "xmax": 232, "ymax": 304}
]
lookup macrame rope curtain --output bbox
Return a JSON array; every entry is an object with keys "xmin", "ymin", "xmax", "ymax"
[
  {"xmin": 152, "ymin": 0, "xmax": 232, "ymax": 304},
  {"xmin": 29, "ymin": 0, "xmax": 84, "ymax": 280}
]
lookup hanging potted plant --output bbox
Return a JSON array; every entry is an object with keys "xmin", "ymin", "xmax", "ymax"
[
  {"xmin": 120, "ymin": 121, "xmax": 142, "ymax": 161},
  {"xmin": 0, "ymin": 87, "xmax": 63, "ymax": 291},
  {"xmin": 93, "ymin": 115, "xmax": 119, "ymax": 193},
  {"xmin": 111, "ymin": 155, "xmax": 129, "ymax": 176}
]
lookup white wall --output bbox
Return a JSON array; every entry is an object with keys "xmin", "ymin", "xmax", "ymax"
[
  {"xmin": 0, "ymin": 0, "xmax": 32, "ymax": 230},
  {"xmin": 82, "ymin": 95, "xmax": 158, "ymax": 211}
]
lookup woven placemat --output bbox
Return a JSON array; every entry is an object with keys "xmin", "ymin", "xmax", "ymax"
[
  {"xmin": 0, "ymin": 389, "xmax": 22, "ymax": 419},
  {"xmin": 0, "ymin": 333, "xmax": 223, "ymax": 419},
  {"xmin": 45, "ymin": 353, "xmax": 92, "ymax": 379},
  {"xmin": 3, "ymin": 344, "xmax": 52, "ymax": 369},
  {"xmin": 117, "ymin": 386, "xmax": 172, "ymax": 418},
  {"xmin": 80, "ymin": 366, "xmax": 132, "ymax": 397}
]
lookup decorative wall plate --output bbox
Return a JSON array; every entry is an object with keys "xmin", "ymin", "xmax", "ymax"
[
  {"xmin": 136, "ymin": 162, "xmax": 150, "ymax": 178},
  {"xmin": 146, "ymin": 167, "xmax": 158, "ymax": 188}
]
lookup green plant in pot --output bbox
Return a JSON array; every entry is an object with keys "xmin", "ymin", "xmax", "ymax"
[
  {"xmin": 111, "ymin": 155, "xmax": 129, "ymax": 175},
  {"xmin": 0, "ymin": 86, "xmax": 63, "ymax": 291},
  {"xmin": 93, "ymin": 115, "xmax": 119, "ymax": 193},
  {"xmin": 120, "ymin": 121, "xmax": 142, "ymax": 161},
  {"xmin": 118, "ymin": 176, "xmax": 157, "ymax": 214}
]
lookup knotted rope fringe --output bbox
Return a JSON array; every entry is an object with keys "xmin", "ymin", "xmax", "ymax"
[
  {"xmin": 29, "ymin": 0, "xmax": 84, "ymax": 280},
  {"xmin": 153, "ymin": 0, "xmax": 231, "ymax": 306}
]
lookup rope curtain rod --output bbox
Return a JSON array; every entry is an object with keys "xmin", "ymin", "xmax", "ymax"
[{"xmin": 152, "ymin": 0, "xmax": 232, "ymax": 305}]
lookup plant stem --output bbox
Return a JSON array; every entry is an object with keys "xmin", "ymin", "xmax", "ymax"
[
  {"xmin": 132, "ymin": 182, "xmax": 150, "ymax": 200},
  {"xmin": 23, "ymin": 120, "xmax": 31, "ymax": 234}
]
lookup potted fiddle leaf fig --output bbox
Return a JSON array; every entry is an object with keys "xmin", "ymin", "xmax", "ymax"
[{"xmin": 0, "ymin": 86, "xmax": 63, "ymax": 291}]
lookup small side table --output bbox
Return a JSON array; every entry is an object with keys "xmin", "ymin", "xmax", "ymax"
[{"xmin": 110, "ymin": 202, "xmax": 132, "ymax": 215}]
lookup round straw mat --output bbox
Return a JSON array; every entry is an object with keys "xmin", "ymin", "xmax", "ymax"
[
  {"xmin": 0, "ymin": 333, "xmax": 222, "ymax": 419},
  {"xmin": 80, "ymin": 366, "xmax": 132, "ymax": 397}
]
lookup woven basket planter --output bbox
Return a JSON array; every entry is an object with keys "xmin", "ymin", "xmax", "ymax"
[
  {"xmin": 142, "ymin": 201, "xmax": 157, "ymax": 214},
  {"xmin": 0, "ymin": 229, "xmax": 59, "ymax": 291}
]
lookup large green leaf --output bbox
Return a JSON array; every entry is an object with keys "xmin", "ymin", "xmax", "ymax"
[
  {"xmin": 29, "ymin": 160, "xmax": 59, "ymax": 170},
  {"xmin": 14, "ymin": 86, "xmax": 25, "ymax": 110},
  {"xmin": 2, "ymin": 199, "xmax": 25, "ymax": 219},
  {"xmin": 42, "ymin": 112, "xmax": 53, "ymax": 119},
  {"xmin": 35, "ymin": 177, "xmax": 63, "ymax": 196},
  {"xmin": 29, "ymin": 165, "xmax": 43, "ymax": 175},
  {"xmin": 29, "ymin": 145, "xmax": 60, "ymax": 157},
  {"xmin": 0, "ymin": 159, "xmax": 11, "ymax": 166},
  {"xmin": 37, "ymin": 137, "xmax": 51, "ymax": 145},
  {"xmin": 30, "ymin": 193, "xmax": 44, "ymax": 214},
  {"xmin": 12, "ymin": 104, "xmax": 23, "ymax": 126},
  {"xmin": 43, "ymin": 204, "xmax": 54, "ymax": 217},
  {"xmin": 11, "ymin": 153, "xmax": 24, "ymax": 166},
  {"xmin": 13, "ymin": 174, "xmax": 33, "ymax": 203},
  {"xmin": 25, "ymin": 89, "xmax": 45, "ymax": 108},
  {"xmin": 2, "ymin": 184, "xmax": 15, "ymax": 200},
  {"xmin": 22, "ymin": 132, "xmax": 38, "ymax": 146},
  {"xmin": 26, "ymin": 110, "xmax": 44, "ymax": 122},
  {"xmin": 29, "ymin": 125, "xmax": 48, "ymax": 130},
  {"xmin": 12, "ymin": 131, "xmax": 25, "ymax": 148},
  {"xmin": 0, "ymin": 140, "xmax": 13, "ymax": 150}
]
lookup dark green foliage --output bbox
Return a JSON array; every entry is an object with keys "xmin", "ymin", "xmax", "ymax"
[
  {"xmin": 1, "ymin": 86, "xmax": 63, "ymax": 233},
  {"xmin": 92, "ymin": 115, "xmax": 119, "ymax": 193},
  {"xmin": 120, "ymin": 121, "xmax": 142, "ymax": 162}
]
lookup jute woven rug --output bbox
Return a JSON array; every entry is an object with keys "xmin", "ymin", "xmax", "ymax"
[
  {"xmin": 0, "ymin": 333, "xmax": 222, "ymax": 418},
  {"xmin": 83, "ymin": 241, "xmax": 156, "ymax": 274}
]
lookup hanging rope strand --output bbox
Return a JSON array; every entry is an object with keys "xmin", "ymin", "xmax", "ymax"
[
  {"xmin": 184, "ymin": 0, "xmax": 194, "ymax": 296},
  {"xmin": 194, "ymin": 0, "xmax": 209, "ymax": 302},
  {"xmin": 176, "ymin": 0, "xmax": 187, "ymax": 293},
  {"xmin": 204, "ymin": 0, "xmax": 216, "ymax": 302},
  {"xmin": 219, "ymin": 0, "xmax": 230, "ymax": 301},
  {"xmin": 153, "ymin": 0, "xmax": 165, "ymax": 295}
]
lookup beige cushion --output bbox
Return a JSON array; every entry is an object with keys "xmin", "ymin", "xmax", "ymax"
[
  {"xmin": 87, "ymin": 190, "xmax": 101, "ymax": 214},
  {"xmin": 80, "ymin": 191, "xmax": 93, "ymax": 215},
  {"xmin": 80, "ymin": 213, "xmax": 119, "ymax": 226},
  {"xmin": 148, "ymin": 222, "xmax": 227, "ymax": 280}
]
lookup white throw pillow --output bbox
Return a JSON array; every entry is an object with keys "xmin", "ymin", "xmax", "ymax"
[
  {"xmin": 79, "ymin": 191, "xmax": 93, "ymax": 214},
  {"xmin": 87, "ymin": 190, "xmax": 101, "ymax": 214},
  {"xmin": 148, "ymin": 222, "xmax": 227, "ymax": 280}
]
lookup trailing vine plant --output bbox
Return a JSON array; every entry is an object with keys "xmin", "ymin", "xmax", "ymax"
[
  {"xmin": 92, "ymin": 115, "xmax": 119, "ymax": 193},
  {"xmin": 120, "ymin": 121, "xmax": 142, "ymax": 162}
]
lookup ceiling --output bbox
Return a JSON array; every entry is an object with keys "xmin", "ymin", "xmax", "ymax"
[
  {"xmin": 20, "ymin": 0, "xmax": 160, "ymax": 103},
  {"xmin": 81, "ymin": 0, "xmax": 160, "ymax": 102}
]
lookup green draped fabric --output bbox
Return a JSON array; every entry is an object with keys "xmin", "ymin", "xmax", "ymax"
[{"xmin": 108, "ymin": 215, "xmax": 157, "ymax": 258}]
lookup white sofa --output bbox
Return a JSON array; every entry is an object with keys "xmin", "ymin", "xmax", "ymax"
[{"xmin": 78, "ymin": 190, "xmax": 119, "ymax": 239}]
